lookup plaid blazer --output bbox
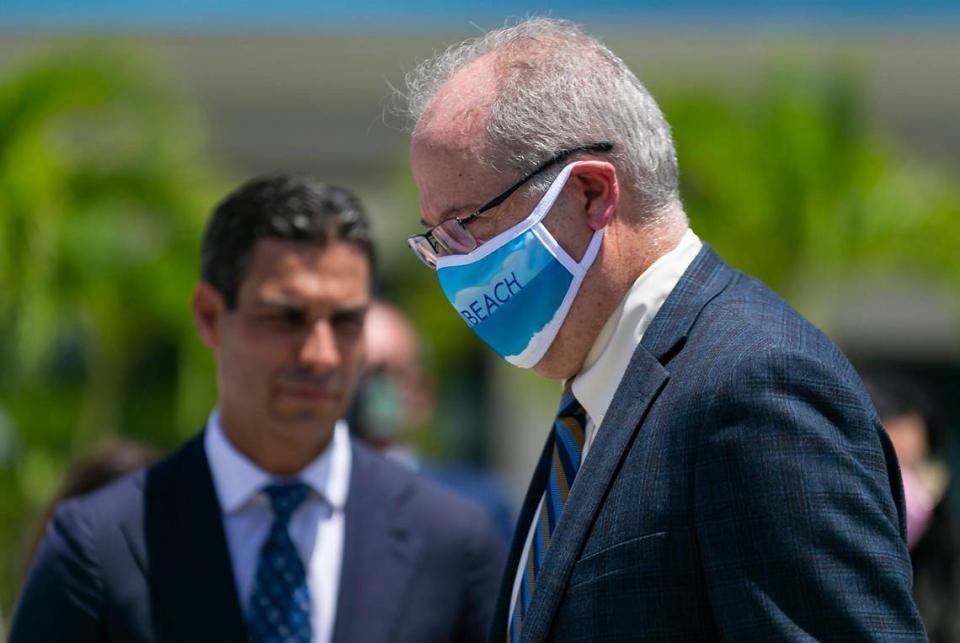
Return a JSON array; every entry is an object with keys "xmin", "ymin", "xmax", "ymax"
[{"xmin": 492, "ymin": 245, "xmax": 927, "ymax": 642}]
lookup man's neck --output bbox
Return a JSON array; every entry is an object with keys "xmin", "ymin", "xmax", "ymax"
[
  {"xmin": 218, "ymin": 412, "xmax": 335, "ymax": 476},
  {"xmin": 535, "ymin": 216, "xmax": 688, "ymax": 380}
]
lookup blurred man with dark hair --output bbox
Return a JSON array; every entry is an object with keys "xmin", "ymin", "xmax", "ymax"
[
  {"xmin": 403, "ymin": 17, "xmax": 925, "ymax": 642},
  {"xmin": 10, "ymin": 175, "xmax": 504, "ymax": 643}
]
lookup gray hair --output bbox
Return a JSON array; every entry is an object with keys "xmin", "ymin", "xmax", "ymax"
[{"xmin": 403, "ymin": 18, "xmax": 682, "ymax": 218}]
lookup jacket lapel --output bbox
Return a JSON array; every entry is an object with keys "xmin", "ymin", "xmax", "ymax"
[
  {"xmin": 518, "ymin": 347, "xmax": 669, "ymax": 643},
  {"xmin": 331, "ymin": 443, "xmax": 422, "ymax": 643},
  {"xmin": 518, "ymin": 245, "xmax": 737, "ymax": 642},
  {"xmin": 639, "ymin": 244, "xmax": 737, "ymax": 361},
  {"xmin": 144, "ymin": 433, "xmax": 248, "ymax": 643}
]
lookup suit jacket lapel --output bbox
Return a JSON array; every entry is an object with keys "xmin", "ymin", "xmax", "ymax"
[
  {"xmin": 518, "ymin": 347, "xmax": 669, "ymax": 643},
  {"xmin": 144, "ymin": 433, "xmax": 248, "ymax": 643},
  {"xmin": 331, "ymin": 443, "xmax": 421, "ymax": 643},
  {"xmin": 518, "ymin": 245, "xmax": 737, "ymax": 642},
  {"xmin": 119, "ymin": 472, "xmax": 148, "ymax": 578},
  {"xmin": 639, "ymin": 244, "xmax": 736, "ymax": 361}
]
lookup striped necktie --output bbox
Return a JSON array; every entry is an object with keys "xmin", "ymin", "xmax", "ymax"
[{"xmin": 509, "ymin": 387, "xmax": 588, "ymax": 642}]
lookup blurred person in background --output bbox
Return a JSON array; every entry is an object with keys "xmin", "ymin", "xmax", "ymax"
[
  {"xmin": 403, "ymin": 17, "xmax": 925, "ymax": 641},
  {"xmin": 350, "ymin": 300, "xmax": 432, "ymax": 464},
  {"xmin": 865, "ymin": 371, "xmax": 960, "ymax": 642},
  {"xmin": 351, "ymin": 299, "xmax": 515, "ymax": 545},
  {"xmin": 4, "ymin": 439, "xmax": 154, "ymax": 642},
  {"xmin": 10, "ymin": 175, "xmax": 504, "ymax": 643},
  {"xmin": 22, "ymin": 438, "xmax": 158, "ymax": 573}
]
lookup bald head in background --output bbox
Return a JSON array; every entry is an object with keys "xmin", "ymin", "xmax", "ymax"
[{"xmin": 355, "ymin": 300, "xmax": 433, "ymax": 449}]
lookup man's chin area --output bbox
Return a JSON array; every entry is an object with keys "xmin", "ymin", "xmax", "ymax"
[
  {"xmin": 270, "ymin": 401, "xmax": 341, "ymax": 425},
  {"xmin": 266, "ymin": 409, "xmax": 337, "ymax": 454},
  {"xmin": 531, "ymin": 328, "xmax": 591, "ymax": 380},
  {"xmin": 272, "ymin": 384, "xmax": 345, "ymax": 415},
  {"xmin": 531, "ymin": 350, "xmax": 579, "ymax": 381},
  {"xmin": 268, "ymin": 392, "xmax": 347, "ymax": 433}
]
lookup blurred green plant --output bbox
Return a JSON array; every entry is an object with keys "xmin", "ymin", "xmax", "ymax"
[
  {"xmin": 0, "ymin": 46, "xmax": 223, "ymax": 611},
  {"xmin": 663, "ymin": 65, "xmax": 960, "ymax": 315},
  {"xmin": 2, "ymin": 43, "xmax": 958, "ymax": 625}
]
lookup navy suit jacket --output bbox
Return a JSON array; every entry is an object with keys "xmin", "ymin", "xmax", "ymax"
[
  {"xmin": 492, "ymin": 246, "xmax": 927, "ymax": 642},
  {"xmin": 11, "ymin": 434, "xmax": 504, "ymax": 643}
]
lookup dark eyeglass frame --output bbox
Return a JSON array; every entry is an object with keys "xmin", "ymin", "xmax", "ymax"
[{"xmin": 407, "ymin": 141, "xmax": 614, "ymax": 269}]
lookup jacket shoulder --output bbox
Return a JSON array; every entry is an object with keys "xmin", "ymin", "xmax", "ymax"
[
  {"xmin": 351, "ymin": 440, "xmax": 500, "ymax": 545},
  {"xmin": 57, "ymin": 466, "xmax": 148, "ymax": 534},
  {"xmin": 693, "ymin": 268, "xmax": 857, "ymax": 374}
]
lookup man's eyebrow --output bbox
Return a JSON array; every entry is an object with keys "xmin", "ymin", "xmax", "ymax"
[
  {"xmin": 253, "ymin": 294, "xmax": 303, "ymax": 309},
  {"xmin": 332, "ymin": 304, "xmax": 369, "ymax": 319}
]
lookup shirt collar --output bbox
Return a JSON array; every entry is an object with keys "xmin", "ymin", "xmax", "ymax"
[
  {"xmin": 572, "ymin": 228, "xmax": 703, "ymax": 429},
  {"xmin": 204, "ymin": 408, "xmax": 351, "ymax": 514}
]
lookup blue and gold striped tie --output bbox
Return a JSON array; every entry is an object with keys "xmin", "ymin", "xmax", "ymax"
[{"xmin": 510, "ymin": 387, "xmax": 588, "ymax": 642}]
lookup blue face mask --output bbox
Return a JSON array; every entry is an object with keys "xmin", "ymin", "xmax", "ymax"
[{"xmin": 435, "ymin": 162, "xmax": 604, "ymax": 368}]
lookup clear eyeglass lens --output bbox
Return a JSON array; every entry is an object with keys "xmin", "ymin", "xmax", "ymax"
[
  {"xmin": 433, "ymin": 219, "xmax": 477, "ymax": 255},
  {"xmin": 408, "ymin": 236, "xmax": 438, "ymax": 269}
]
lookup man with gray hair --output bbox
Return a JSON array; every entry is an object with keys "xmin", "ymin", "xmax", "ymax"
[{"xmin": 403, "ymin": 18, "xmax": 925, "ymax": 642}]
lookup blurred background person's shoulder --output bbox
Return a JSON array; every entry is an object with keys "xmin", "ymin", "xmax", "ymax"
[{"xmin": 23, "ymin": 438, "xmax": 158, "ymax": 574}]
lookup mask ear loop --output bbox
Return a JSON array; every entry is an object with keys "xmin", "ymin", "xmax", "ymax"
[
  {"xmin": 524, "ymin": 161, "xmax": 581, "ymax": 226},
  {"xmin": 530, "ymin": 159, "xmax": 606, "ymax": 277},
  {"xmin": 508, "ymin": 186, "xmax": 606, "ymax": 368},
  {"xmin": 577, "ymin": 227, "xmax": 605, "ymax": 273},
  {"xmin": 435, "ymin": 161, "xmax": 583, "ymax": 269}
]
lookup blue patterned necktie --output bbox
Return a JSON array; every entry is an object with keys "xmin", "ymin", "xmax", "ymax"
[
  {"xmin": 247, "ymin": 482, "xmax": 312, "ymax": 643},
  {"xmin": 509, "ymin": 387, "xmax": 588, "ymax": 642}
]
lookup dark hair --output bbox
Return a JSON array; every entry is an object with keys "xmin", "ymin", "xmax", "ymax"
[{"xmin": 201, "ymin": 175, "xmax": 376, "ymax": 309}]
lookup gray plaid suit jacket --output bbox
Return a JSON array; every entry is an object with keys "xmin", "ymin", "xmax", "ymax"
[{"xmin": 492, "ymin": 245, "xmax": 926, "ymax": 642}]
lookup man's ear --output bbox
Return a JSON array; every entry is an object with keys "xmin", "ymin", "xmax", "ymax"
[
  {"xmin": 193, "ymin": 282, "xmax": 226, "ymax": 350},
  {"xmin": 570, "ymin": 161, "xmax": 620, "ymax": 231}
]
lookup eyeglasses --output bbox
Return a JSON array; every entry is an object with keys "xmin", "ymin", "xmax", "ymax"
[{"xmin": 407, "ymin": 141, "xmax": 614, "ymax": 269}]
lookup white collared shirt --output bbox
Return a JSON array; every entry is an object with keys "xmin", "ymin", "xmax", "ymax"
[
  {"xmin": 204, "ymin": 410, "xmax": 351, "ymax": 643},
  {"xmin": 508, "ymin": 228, "xmax": 703, "ymax": 628},
  {"xmin": 572, "ymin": 227, "xmax": 703, "ymax": 457}
]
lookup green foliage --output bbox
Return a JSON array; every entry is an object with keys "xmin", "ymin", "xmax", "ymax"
[
  {"xmin": 0, "ymin": 46, "xmax": 223, "ymax": 610},
  {"xmin": 663, "ymin": 65, "xmax": 960, "ymax": 316},
  {"xmin": 1, "ymin": 44, "xmax": 958, "ymax": 623}
]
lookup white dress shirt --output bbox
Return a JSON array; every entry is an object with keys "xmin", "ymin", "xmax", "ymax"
[
  {"xmin": 508, "ymin": 228, "xmax": 703, "ymax": 627},
  {"xmin": 204, "ymin": 410, "xmax": 351, "ymax": 643}
]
